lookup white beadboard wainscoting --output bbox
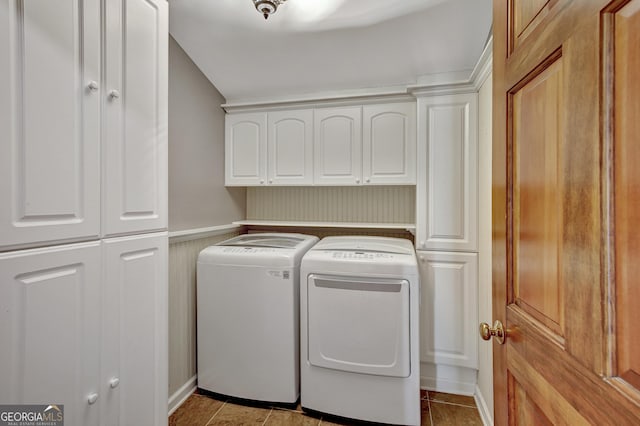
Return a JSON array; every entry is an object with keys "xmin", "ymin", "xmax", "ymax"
[
  {"xmin": 168, "ymin": 227, "xmax": 243, "ymax": 413},
  {"xmin": 247, "ymin": 186, "xmax": 416, "ymax": 224}
]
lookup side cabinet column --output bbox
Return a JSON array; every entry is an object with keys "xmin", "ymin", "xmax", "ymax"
[{"xmin": 415, "ymin": 91, "xmax": 479, "ymax": 394}]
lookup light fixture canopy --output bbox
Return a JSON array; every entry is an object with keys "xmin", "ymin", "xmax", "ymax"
[{"xmin": 253, "ymin": 0, "xmax": 287, "ymax": 20}]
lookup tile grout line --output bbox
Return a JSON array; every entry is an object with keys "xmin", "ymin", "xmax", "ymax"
[
  {"xmin": 428, "ymin": 400, "xmax": 478, "ymax": 409},
  {"xmin": 204, "ymin": 401, "xmax": 227, "ymax": 426},
  {"xmin": 260, "ymin": 408, "xmax": 273, "ymax": 426}
]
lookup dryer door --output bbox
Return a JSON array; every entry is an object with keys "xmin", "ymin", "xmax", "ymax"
[{"xmin": 307, "ymin": 274, "xmax": 411, "ymax": 377}]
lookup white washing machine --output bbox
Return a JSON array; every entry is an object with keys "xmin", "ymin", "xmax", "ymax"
[
  {"xmin": 197, "ymin": 233, "xmax": 319, "ymax": 403},
  {"xmin": 300, "ymin": 236, "xmax": 420, "ymax": 426}
]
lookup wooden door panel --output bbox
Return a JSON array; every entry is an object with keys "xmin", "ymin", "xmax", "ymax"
[
  {"xmin": 614, "ymin": 0, "xmax": 640, "ymax": 393},
  {"xmin": 512, "ymin": 376, "xmax": 554, "ymax": 426},
  {"xmin": 510, "ymin": 0, "xmax": 550, "ymax": 52},
  {"xmin": 512, "ymin": 57, "xmax": 564, "ymax": 337},
  {"xmin": 507, "ymin": 349, "xmax": 588, "ymax": 426}
]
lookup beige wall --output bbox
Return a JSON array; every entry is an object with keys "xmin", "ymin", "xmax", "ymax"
[
  {"xmin": 168, "ymin": 231, "xmax": 242, "ymax": 400},
  {"xmin": 168, "ymin": 36, "xmax": 245, "ymax": 231},
  {"xmin": 168, "ymin": 35, "xmax": 246, "ymax": 405},
  {"xmin": 477, "ymin": 69, "xmax": 493, "ymax": 422}
]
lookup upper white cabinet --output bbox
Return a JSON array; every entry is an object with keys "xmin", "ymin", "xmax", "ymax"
[
  {"xmin": 313, "ymin": 106, "xmax": 363, "ymax": 185},
  {"xmin": 0, "ymin": 0, "xmax": 101, "ymax": 250},
  {"xmin": 225, "ymin": 102, "xmax": 417, "ymax": 187},
  {"xmin": 363, "ymin": 103, "xmax": 416, "ymax": 185},
  {"xmin": 0, "ymin": 0, "xmax": 168, "ymax": 248},
  {"xmin": 416, "ymin": 93, "xmax": 478, "ymax": 252},
  {"xmin": 225, "ymin": 112, "xmax": 267, "ymax": 186},
  {"xmin": 268, "ymin": 109, "xmax": 313, "ymax": 185},
  {"xmin": 103, "ymin": 0, "xmax": 168, "ymax": 237}
]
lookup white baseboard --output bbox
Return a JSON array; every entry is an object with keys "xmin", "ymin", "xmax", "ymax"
[
  {"xmin": 168, "ymin": 375, "xmax": 198, "ymax": 416},
  {"xmin": 420, "ymin": 363, "xmax": 477, "ymax": 395},
  {"xmin": 474, "ymin": 384, "xmax": 493, "ymax": 426}
]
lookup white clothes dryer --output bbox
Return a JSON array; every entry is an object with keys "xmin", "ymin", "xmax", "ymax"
[
  {"xmin": 197, "ymin": 233, "xmax": 319, "ymax": 404},
  {"xmin": 300, "ymin": 236, "xmax": 420, "ymax": 425}
]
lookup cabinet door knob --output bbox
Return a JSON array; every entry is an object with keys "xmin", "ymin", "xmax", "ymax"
[
  {"xmin": 108, "ymin": 89, "xmax": 120, "ymax": 100},
  {"xmin": 355, "ymin": 178, "xmax": 360, "ymax": 184},
  {"xmin": 87, "ymin": 393, "xmax": 99, "ymax": 405},
  {"xmin": 420, "ymin": 241, "xmax": 425, "ymax": 248},
  {"xmin": 109, "ymin": 377, "xmax": 120, "ymax": 389},
  {"xmin": 365, "ymin": 178, "xmax": 370, "ymax": 183},
  {"xmin": 269, "ymin": 179, "xmax": 273, "ymax": 184},
  {"xmin": 87, "ymin": 81, "xmax": 99, "ymax": 92},
  {"xmin": 259, "ymin": 179, "xmax": 264, "ymax": 184}
]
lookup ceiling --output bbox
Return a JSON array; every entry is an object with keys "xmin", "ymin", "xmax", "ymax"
[{"xmin": 169, "ymin": 0, "xmax": 493, "ymax": 104}]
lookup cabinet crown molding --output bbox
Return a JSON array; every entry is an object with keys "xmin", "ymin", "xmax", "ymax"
[{"xmin": 223, "ymin": 92, "xmax": 414, "ymax": 114}]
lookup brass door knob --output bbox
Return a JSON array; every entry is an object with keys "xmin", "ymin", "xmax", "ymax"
[{"xmin": 479, "ymin": 320, "xmax": 505, "ymax": 344}]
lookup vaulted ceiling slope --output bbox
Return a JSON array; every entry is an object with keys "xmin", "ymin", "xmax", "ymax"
[{"xmin": 169, "ymin": 0, "xmax": 492, "ymax": 104}]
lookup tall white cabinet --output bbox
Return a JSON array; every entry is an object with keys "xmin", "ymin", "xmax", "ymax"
[
  {"xmin": 0, "ymin": 0, "xmax": 168, "ymax": 424},
  {"xmin": 416, "ymin": 92, "xmax": 479, "ymax": 394}
]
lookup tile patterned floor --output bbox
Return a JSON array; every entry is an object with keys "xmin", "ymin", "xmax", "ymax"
[{"xmin": 169, "ymin": 389, "xmax": 483, "ymax": 426}]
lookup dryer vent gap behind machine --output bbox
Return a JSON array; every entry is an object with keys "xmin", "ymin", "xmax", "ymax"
[
  {"xmin": 197, "ymin": 233, "xmax": 319, "ymax": 404},
  {"xmin": 300, "ymin": 236, "xmax": 421, "ymax": 426}
]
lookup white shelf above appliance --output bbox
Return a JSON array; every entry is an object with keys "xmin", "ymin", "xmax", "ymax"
[{"xmin": 233, "ymin": 220, "xmax": 416, "ymax": 235}]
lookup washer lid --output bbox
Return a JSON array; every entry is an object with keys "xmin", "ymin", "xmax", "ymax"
[
  {"xmin": 218, "ymin": 233, "xmax": 313, "ymax": 249},
  {"xmin": 310, "ymin": 236, "xmax": 415, "ymax": 255}
]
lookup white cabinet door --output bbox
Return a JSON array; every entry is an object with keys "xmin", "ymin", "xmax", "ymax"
[
  {"xmin": 103, "ymin": 0, "xmax": 168, "ymax": 237},
  {"xmin": 102, "ymin": 233, "xmax": 168, "ymax": 426},
  {"xmin": 416, "ymin": 93, "xmax": 478, "ymax": 252},
  {"xmin": 417, "ymin": 250, "xmax": 478, "ymax": 369},
  {"xmin": 314, "ymin": 107, "xmax": 362, "ymax": 185},
  {"xmin": 0, "ymin": 242, "xmax": 101, "ymax": 426},
  {"xmin": 225, "ymin": 112, "xmax": 267, "ymax": 186},
  {"xmin": 268, "ymin": 109, "xmax": 313, "ymax": 185},
  {"xmin": 0, "ymin": 0, "xmax": 101, "ymax": 250},
  {"xmin": 363, "ymin": 103, "xmax": 416, "ymax": 185}
]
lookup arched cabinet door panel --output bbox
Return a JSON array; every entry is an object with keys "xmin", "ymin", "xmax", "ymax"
[
  {"xmin": 225, "ymin": 112, "xmax": 267, "ymax": 186},
  {"xmin": 363, "ymin": 102, "xmax": 416, "ymax": 185},
  {"xmin": 313, "ymin": 107, "xmax": 362, "ymax": 186}
]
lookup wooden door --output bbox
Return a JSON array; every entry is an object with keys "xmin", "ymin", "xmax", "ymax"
[
  {"xmin": 492, "ymin": 0, "xmax": 640, "ymax": 424},
  {"xmin": 225, "ymin": 112, "xmax": 267, "ymax": 186},
  {"xmin": 103, "ymin": 0, "xmax": 168, "ymax": 237},
  {"xmin": 0, "ymin": 0, "xmax": 101, "ymax": 250},
  {"xmin": 268, "ymin": 109, "xmax": 313, "ymax": 185},
  {"xmin": 313, "ymin": 106, "xmax": 362, "ymax": 185}
]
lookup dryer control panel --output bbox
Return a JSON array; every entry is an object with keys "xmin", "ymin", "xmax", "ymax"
[{"xmin": 331, "ymin": 251, "xmax": 394, "ymax": 260}]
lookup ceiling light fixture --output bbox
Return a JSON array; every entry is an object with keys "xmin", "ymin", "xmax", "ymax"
[{"xmin": 253, "ymin": 0, "xmax": 287, "ymax": 20}]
